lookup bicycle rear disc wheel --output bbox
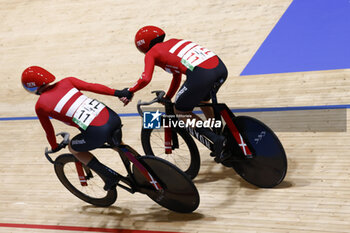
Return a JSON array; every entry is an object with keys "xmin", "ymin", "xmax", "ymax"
[
  {"xmin": 141, "ymin": 127, "xmax": 200, "ymax": 179},
  {"xmin": 54, "ymin": 154, "xmax": 117, "ymax": 207},
  {"xmin": 132, "ymin": 156, "xmax": 200, "ymax": 213},
  {"xmin": 224, "ymin": 116, "xmax": 287, "ymax": 188}
]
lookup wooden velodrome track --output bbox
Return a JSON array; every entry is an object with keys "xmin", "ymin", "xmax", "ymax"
[{"xmin": 1, "ymin": 0, "xmax": 350, "ymax": 232}]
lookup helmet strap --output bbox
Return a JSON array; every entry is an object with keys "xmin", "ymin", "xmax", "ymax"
[
  {"xmin": 36, "ymin": 84, "xmax": 49, "ymax": 95},
  {"xmin": 148, "ymin": 34, "xmax": 166, "ymax": 51}
]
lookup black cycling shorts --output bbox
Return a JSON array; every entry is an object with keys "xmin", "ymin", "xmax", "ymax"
[
  {"xmin": 174, "ymin": 57, "xmax": 228, "ymax": 112},
  {"xmin": 70, "ymin": 107, "xmax": 122, "ymax": 152}
]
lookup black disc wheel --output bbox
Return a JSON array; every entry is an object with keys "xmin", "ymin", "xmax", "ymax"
[
  {"xmin": 141, "ymin": 127, "xmax": 200, "ymax": 179},
  {"xmin": 223, "ymin": 116, "xmax": 287, "ymax": 188},
  {"xmin": 54, "ymin": 154, "xmax": 117, "ymax": 207},
  {"xmin": 132, "ymin": 156, "xmax": 200, "ymax": 213}
]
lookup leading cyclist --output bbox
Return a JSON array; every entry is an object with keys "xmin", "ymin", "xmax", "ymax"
[
  {"xmin": 21, "ymin": 66, "xmax": 130, "ymax": 190},
  {"xmin": 119, "ymin": 26, "xmax": 228, "ymax": 159}
]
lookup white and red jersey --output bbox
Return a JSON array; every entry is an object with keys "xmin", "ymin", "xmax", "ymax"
[
  {"xmin": 129, "ymin": 39, "xmax": 219, "ymax": 98},
  {"xmin": 35, "ymin": 77, "xmax": 116, "ymax": 149}
]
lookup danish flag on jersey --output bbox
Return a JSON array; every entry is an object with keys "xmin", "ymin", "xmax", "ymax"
[{"xmin": 54, "ymin": 87, "xmax": 81, "ymax": 116}]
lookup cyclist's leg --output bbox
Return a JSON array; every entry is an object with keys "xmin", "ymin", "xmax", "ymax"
[
  {"xmin": 69, "ymin": 108, "xmax": 122, "ymax": 190},
  {"xmin": 200, "ymin": 100, "xmax": 214, "ymax": 119},
  {"xmin": 197, "ymin": 58, "xmax": 228, "ymax": 157},
  {"xmin": 175, "ymin": 104, "xmax": 225, "ymax": 158},
  {"xmin": 174, "ymin": 69, "xmax": 226, "ymax": 157},
  {"xmin": 68, "ymin": 137, "xmax": 93, "ymax": 165},
  {"xmin": 174, "ymin": 80, "xmax": 208, "ymax": 122},
  {"xmin": 68, "ymin": 138, "xmax": 120, "ymax": 191}
]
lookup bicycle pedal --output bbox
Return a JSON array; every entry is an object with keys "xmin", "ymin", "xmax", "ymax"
[
  {"xmin": 214, "ymin": 153, "xmax": 230, "ymax": 163},
  {"xmin": 103, "ymin": 176, "xmax": 120, "ymax": 191}
]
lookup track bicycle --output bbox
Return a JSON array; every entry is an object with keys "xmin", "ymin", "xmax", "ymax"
[
  {"xmin": 44, "ymin": 132, "xmax": 200, "ymax": 213},
  {"xmin": 137, "ymin": 91, "xmax": 287, "ymax": 188}
]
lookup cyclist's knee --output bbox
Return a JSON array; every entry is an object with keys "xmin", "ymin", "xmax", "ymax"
[
  {"xmin": 68, "ymin": 142, "xmax": 79, "ymax": 155},
  {"xmin": 200, "ymin": 100, "xmax": 211, "ymax": 104},
  {"xmin": 68, "ymin": 142, "xmax": 94, "ymax": 164}
]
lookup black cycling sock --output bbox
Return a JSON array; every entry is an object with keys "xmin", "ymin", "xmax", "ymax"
[
  {"xmin": 196, "ymin": 127, "xmax": 225, "ymax": 157},
  {"xmin": 87, "ymin": 157, "xmax": 119, "ymax": 181}
]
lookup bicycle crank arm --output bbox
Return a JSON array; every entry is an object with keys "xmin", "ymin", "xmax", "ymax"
[
  {"xmin": 117, "ymin": 183, "xmax": 135, "ymax": 194},
  {"xmin": 116, "ymin": 176, "xmax": 136, "ymax": 194}
]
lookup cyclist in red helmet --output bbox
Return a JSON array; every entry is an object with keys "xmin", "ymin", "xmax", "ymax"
[
  {"xmin": 120, "ymin": 25, "xmax": 228, "ymax": 159},
  {"xmin": 22, "ymin": 66, "xmax": 131, "ymax": 190}
]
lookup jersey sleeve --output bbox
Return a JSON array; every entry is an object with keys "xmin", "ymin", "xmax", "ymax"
[
  {"xmin": 165, "ymin": 73, "xmax": 182, "ymax": 99},
  {"xmin": 129, "ymin": 53, "xmax": 155, "ymax": 93},
  {"xmin": 68, "ymin": 77, "xmax": 115, "ymax": 95},
  {"xmin": 35, "ymin": 105, "xmax": 58, "ymax": 150}
]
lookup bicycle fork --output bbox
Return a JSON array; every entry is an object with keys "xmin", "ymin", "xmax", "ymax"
[
  {"xmin": 74, "ymin": 162, "xmax": 88, "ymax": 186},
  {"xmin": 164, "ymin": 127, "xmax": 180, "ymax": 154},
  {"xmin": 220, "ymin": 108, "xmax": 253, "ymax": 158}
]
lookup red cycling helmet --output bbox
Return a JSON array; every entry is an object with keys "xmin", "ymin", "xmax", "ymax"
[
  {"xmin": 21, "ymin": 66, "xmax": 55, "ymax": 94},
  {"xmin": 135, "ymin": 26, "xmax": 165, "ymax": 53}
]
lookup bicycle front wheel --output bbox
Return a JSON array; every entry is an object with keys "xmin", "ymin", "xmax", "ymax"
[
  {"xmin": 141, "ymin": 127, "xmax": 200, "ymax": 179},
  {"xmin": 224, "ymin": 116, "xmax": 287, "ymax": 188},
  {"xmin": 54, "ymin": 154, "xmax": 117, "ymax": 207},
  {"xmin": 132, "ymin": 156, "xmax": 200, "ymax": 213}
]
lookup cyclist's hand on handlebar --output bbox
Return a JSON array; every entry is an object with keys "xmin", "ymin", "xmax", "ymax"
[
  {"xmin": 51, "ymin": 145, "xmax": 60, "ymax": 153},
  {"xmin": 160, "ymin": 96, "xmax": 171, "ymax": 105},
  {"xmin": 51, "ymin": 140, "xmax": 68, "ymax": 153}
]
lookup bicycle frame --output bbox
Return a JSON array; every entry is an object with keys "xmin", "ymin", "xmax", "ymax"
[
  {"xmin": 114, "ymin": 145, "xmax": 163, "ymax": 192},
  {"xmin": 45, "ymin": 138, "xmax": 164, "ymax": 194}
]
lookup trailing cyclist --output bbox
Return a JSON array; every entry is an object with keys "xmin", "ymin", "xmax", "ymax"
[{"xmin": 21, "ymin": 66, "xmax": 129, "ymax": 191}]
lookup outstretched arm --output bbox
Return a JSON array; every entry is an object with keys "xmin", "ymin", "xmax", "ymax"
[
  {"xmin": 116, "ymin": 53, "xmax": 155, "ymax": 106},
  {"xmin": 68, "ymin": 77, "xmax": 116, "ymax": 96}
]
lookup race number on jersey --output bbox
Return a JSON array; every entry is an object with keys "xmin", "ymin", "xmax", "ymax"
[
  {"xmin": 72, "ymin": 98, "xmax": 105, "ymax": 130},
  {"xmin": 169, "ymin": 40, "xmax": 216, "ymax": 71}
]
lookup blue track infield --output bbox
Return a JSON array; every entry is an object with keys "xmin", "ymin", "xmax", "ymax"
[{"xmin": 241, "ymin": 0, "xmax": 350, "ymax": 75}]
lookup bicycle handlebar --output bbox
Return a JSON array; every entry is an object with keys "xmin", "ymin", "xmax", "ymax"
[
  {"xmin": 136, "ymin": 90, "xmax": 166, "ymax": 116},
  {"xmin": 45, "ymin": 132, "xmax": 70, "ymax": 164}
]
